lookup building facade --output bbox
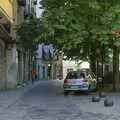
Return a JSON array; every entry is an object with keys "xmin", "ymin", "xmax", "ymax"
[
  {"xmin": 0, "ymin": 0, "xmax": 14, "ymax": 89},
  {"xmin": 36, "ymin": 43, "xmax": 63, "ymax": 80},
  {"xmin": 0, "ymin": 0, "xmax": 37, "ymax": 90},
  {"xmin": 17, "ymin": 0, "xmax": 37, "ymax": 86}
]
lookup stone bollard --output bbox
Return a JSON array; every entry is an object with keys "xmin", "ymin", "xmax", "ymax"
[
  {"xmin": 92, "ymin": 96, "xmax": 101, "ymax": 102},
  {"xmin": 104, "ymin": 98, "xmax": 114, "ymax": 107}
]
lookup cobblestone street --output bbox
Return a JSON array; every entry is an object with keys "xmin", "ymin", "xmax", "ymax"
[{"xmin": 0, "ymin": 80, "xmax": 120, "ymax": 120}]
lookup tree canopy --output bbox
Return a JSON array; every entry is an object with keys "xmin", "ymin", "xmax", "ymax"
[
  {"xmin": 39, "ymin": 0, "xmax": 120, "ymax": 59},
  {"xmin": 16, "ymin": 19, "xmax": 42, "ymax": 53}
]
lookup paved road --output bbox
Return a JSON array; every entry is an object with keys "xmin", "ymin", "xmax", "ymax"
[{"xmin": 0, "ymin": 80, "xmax": 120, "ymax": 120}]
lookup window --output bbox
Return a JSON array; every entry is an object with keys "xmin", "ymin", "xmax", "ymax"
[{"xmin": 66, "ymin": 72, "xmax": 85, "ymax": 79}]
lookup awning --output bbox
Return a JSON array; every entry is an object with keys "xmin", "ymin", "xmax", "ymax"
[{"xmin": 0, "ymin": 0, "xmax": 13, "ymax": 23}]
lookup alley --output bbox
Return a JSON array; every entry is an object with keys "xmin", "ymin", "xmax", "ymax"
[{"xmin": 0, "ymin": 80, "xmax": 120, "ymax": 120}]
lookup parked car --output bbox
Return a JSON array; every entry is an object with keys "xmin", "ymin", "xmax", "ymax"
[{"xmin": 63, "ymin": 71, "xmax": 97, "ymax": 95}]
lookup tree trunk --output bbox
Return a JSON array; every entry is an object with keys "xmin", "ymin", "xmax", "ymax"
[
  {"xmin": 101, "ymin": 54, "xmax": 104, "ymax": 87},
  {"xmin": 113, "ymin": 47, "xmax": 119, "ymax": 91},
  {"xmin": 96, "ymin": 57, "xmax": 99, "ymax": 81},
  {"xmin": 90, "ymin": 55, "xmax": 96, "ymax": 74},
  {"xmin": 89, "ymin": 47, "xmax": 97, "ymax": 75}
]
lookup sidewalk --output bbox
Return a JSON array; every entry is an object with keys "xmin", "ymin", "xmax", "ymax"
[{"xmin": 0, "ymin": 81, "xmax": 40, "ymax": 112}]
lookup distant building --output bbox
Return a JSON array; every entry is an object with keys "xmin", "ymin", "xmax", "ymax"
[
  {"xmin": 36, "ymin": 43, "xmax": 63, "ymax": 80},
  {"xmin": 24, "ymin": 0, "xmax": 37, "ymax": 19}
]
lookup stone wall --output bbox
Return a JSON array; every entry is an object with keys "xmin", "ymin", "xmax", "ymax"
[
  {"xmin": 0, "ymin": 41, "xmax": 33, "ymax": 90},
  {"xmin": 0, "ymin": 39, "xmax": 7, "ymax": 90},
  {"xmin": 6, "ymin": 44, "xmax": 18, "ymax": 89}
]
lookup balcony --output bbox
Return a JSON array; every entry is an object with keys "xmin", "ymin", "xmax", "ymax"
[
  {"xmin": 24, "ymin": 12, "xmax": 29, "ymax": 19},
  {"xmin": 0, "ymin": 24, "xmax": 12, "ymax": 43},
  {"xmin": 24, "ymin": 11, "xmax": 34, "ymax": 20},
  {"xmin": 2, "ymin": 24, "xmax": 11, "ymax": 33},
  {"xmin": 33, "ymin": 1, "xmax": 37, "ymax": 5},
  {"xmin": 0, "ymin": 0, "xmax": 13, "ymax": 23}
]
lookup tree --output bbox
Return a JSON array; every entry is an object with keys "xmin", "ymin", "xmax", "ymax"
[
  {"xmin": 39, "ymin": 0, "xmax": 120, "ymax": 91},
  {"xmin": 40, "ymin": 0, "xmax": 109, "ymax": 68},
  {"xmin": 16, "ymin": 19, "xmax": 42, "ymax": 54}
]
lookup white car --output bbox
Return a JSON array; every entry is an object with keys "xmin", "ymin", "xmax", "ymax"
[{"xmin": 63, "ymin": 71, "xmax": 97, "ymax": 95}]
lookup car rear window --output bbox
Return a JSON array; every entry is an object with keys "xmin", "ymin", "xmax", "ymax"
[{"xmin": 66, "ymin": 72, "xmax": 85, "ymax": 79}]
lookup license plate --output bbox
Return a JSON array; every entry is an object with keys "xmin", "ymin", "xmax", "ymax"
[{"xmin": 71, "ymin": 86, "xmax": 78, "ymax": 89}]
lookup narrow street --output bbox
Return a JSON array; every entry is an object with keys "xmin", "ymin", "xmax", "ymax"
[
  {"xmin": 0, "ymin": 80, "xmax": 120, "ymax": 120},
  {"xmin": 1, "ymin": 0, "xmax": 120, "ymax": 119}
]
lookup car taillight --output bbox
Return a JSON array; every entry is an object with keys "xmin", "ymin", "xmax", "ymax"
[
  {"xmin": 83, "ymin": 80, "xmax": 88, "ymax": 82},
  {"xmin": 64, "ymin": 79, "xmax": 68, "ymax": 84}
]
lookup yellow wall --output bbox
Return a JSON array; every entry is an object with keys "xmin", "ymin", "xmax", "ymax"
[{"xmin": 0, "ymin": 0, "xmax": 13, "ymax": 23}]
